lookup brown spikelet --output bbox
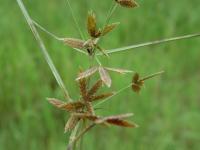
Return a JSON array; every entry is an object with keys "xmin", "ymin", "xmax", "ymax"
[
  {"xmin": 131, "ymin": 73, "xmax": 143, "ymax": 93},
  {"xmin": 60, "ymin": 101, "xmax": 85, "ymax": 111},
  {"xmin": 106, "ymin": 119, "xmax": 137, "ymax": 127},
  {"xmin": 90, "ymin": 92, "xmax": 114, "ymax": 102},
  {"xmin": 85, "ymin": 102, "xmax": 95, "ymax": 115},
  {"xmin": 76, "ymin": 67, "xmax": 98, "ymax": 81},
  {"xmin": 132, "ymin": 83, "xmax": 142, "ymax": 93},
  {"xmin": 78, "ymin": 76, "xmax": 87, "ymax": 100},
  {"xmin": 99, "ymin": 67, "xmax": 112, "ymax": 87},
  {"xmin": 131, "ymin": 71, "xmax": 164, "ymax": 93},
  {"xmin": 87, "ymin": 11, "xmax": 97, "ymax": 38},
  {"xmin": 115, "ymin": 0, "xmax": 139, "ymax": 8},
  {"xmin": 63, "ymin": 38, "xmax": 85, "ymax": 49},
  {"xmin": 95, "ymin": 113, "xmax": 137, "ymax": 127},
  {"xmin": 87, "ymin": 80, "xmax": 103, "ymax": 96},
  {"xmin": 73, "ymin": 113, "xmax": 99, "ymax": 121},
  {"xmin": 133, "ymin": 73, "xmax": 140, "ymax": 83},
  {"xmin": 101, "ymin": 22, "xmax": 120, "ymax": 36},
  {"xmin": 64, "ymin": 115, "xmax": 79, "ymax": 133},
  {"xmin": 47, "ymin": 98, "xmax": 65, "ymax": 108}
]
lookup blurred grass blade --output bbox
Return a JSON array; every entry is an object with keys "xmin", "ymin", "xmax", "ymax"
[
  {"xmin": 16, "ymin": 0, "xmax": 71, "ymax": 101},
  {"xmin": 66, "ymin": 0, "xmax": 85, "ymax": 40},
  {"xmin": 98, "ymin": 32, "xmax": 200, "ymax": 55}
]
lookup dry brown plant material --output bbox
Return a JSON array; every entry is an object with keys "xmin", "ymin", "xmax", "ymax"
[
  {"xmin": 76, "ymin": 66, "xmax": 133, "ymax": 87},
  {"xmin": 115, "ymin": 0, "xmax": 139, "ymax": 8},
  {"xmin": 64, "ymin": 11, "xmax": 119, "ymax": 56},
  {"xmin": 132, "ymin": 71, "xmax": 164, "ymax": 93}
]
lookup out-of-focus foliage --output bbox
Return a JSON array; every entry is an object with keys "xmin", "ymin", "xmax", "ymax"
[{"xmin": 0, "ymin": 0, "xmax": 200, "ymax": 149}]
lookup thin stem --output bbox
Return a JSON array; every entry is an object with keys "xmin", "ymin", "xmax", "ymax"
[
  {"xmin": 97, "ymin": 32, "xmax": 200, "ymax": 55},
  {"xmin": 72, "ymin": 123, "xmax": 95, "ymax": 145},
  {"xmin": 32, "ymin": 19, "xmax": 88, "ymax": 55},
  {"xmin": 95, "ymin": 56, "xmax": 102, "ymax": 66},
  {"xmin": 94, "ymin": 71, "xmax": 164, "ymax": 107},
  {"xmin": 94, "ymin": 83, "xmax": 132, "ymax": 107},
  {"xmin": 140, "ymin": 71, "xmax": 164, "ymax": 81},
  {"xmin": 104, "ymin": 2, "xmax": 117, "ymax": 28},
  {"xmin": 65, "ymin": 0, "xmax": 86, "ymax": 40},
  {"xmin": 32, "ymin": 20, "xmax": 63, "ymax": 41},
  {"xmin": 98, "ymin": 3, "xmax": 118, "ymax": 43},
  {"xmin": 16, "ymin": 0, "xmax": 72, "ymax": 101}
]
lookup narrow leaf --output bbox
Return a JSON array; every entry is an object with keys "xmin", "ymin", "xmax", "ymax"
[{"xmin": 99, "ymin": 67, "xmax": 112, "ymax": 87}]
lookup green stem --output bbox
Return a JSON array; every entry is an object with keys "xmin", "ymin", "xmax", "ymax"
[
  {"xmin": 140, "ymin": 71, "xmax": 164, "ymax": 81},
  {"xmin": 67, "ymin": 123, "xmax": 80, "ymax": 150},
  {"xmin": 66, "ymin": 0, "xmax": 86, "ymax": 40},
  {"xmin": 99, "ymin": 32, "xmax": 200, "ymax": 55},
  {"xmin": 16, "ymin": 0, "xmax": 72, "ymax": 101}
]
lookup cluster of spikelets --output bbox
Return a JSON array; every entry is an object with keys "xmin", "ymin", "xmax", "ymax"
[
  {"xmin": 47, "ymin": 0, "xmax": 163, "ymax": 149},
  {"xmin": 63, "ymin": 0, "xmax": 139, "ymax": 57}
]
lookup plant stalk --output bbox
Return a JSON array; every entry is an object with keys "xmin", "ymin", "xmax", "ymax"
[{"xmin": 16, "ymin": 0, "xmax": 72, "ymax": 101}]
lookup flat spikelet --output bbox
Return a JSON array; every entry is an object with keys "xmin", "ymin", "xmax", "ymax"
[
  {"xmin": 99, "ymin": 67, "xmax": 112, "ymax": 87},
  {"xmin": 87, "ymin": 11, "xmax": 96, "ymax": 36},
  {"xmin": 73, "ymin": 113, "xmax": 98, "ymax": 121},
  {"xmin": 47, "ymin": 98, "xmax": 85, "ymax": 112},
  {"xmin": 101, "ymin": 22, "xmax": 120, "ymax": 36},
  {"xmin": 104, "ymin": 118, "xmax": 137, "ymax": 127},
  {"xmin": 87, "ymin": 11, "xmax": 101, "ymax": 38},
  {"xmin": 78, "ymin": 76, "xmax": 87, "ymax": 100},
  {"xmin": 63, "ymin": 38, "xmax": 85, "ymax": 49},
  {"xmin": 60, "ymin": 101, "xmax": 85, "ymax": 112},
  {"xmin": 131, "ymin": 71, "xmax": 164, "ymax": 93},
  {"xmin": 90, "ymin": 92, "xmax": 114, "ymax": 102},
  {"xmin": 85, "ymin": 102, "xmax": 95, "ymax": 115},
  {"xmin": 64, "ymin": 115, "xmax": 79, "ymax": 132},
  {"xmin": 74, "ymin": 113, "xmax": 137, "ymax": 128},
  {"xmin": 115, "ymin": 0, "xmax": 139, "ymax": 8},
  {"xmin": 87, "ymin": 80, "xmax": 102, "ymax": 96},
  {"xmin": 76, "ymin": 67, "xmax": 98, "ymax": 81},
  {"xmin": 132, "ymin": 73, "xmax": 143, "ymax": 93},
  {"xmin": 47, "ymin": 98, "xmax": 65, "ymax": 108}
]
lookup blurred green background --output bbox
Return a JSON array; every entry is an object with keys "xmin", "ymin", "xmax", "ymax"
[{"xmin": 0, "ymin": 0, "xmax": 200, "ymax": 149}]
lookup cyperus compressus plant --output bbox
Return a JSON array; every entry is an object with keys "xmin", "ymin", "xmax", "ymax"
[{"xmin": 16, "ymin": 0, "xmax": 200, "ymax": 149}]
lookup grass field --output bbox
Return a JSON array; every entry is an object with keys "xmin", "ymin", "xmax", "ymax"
[{"xmin": 0, "ymin": 0, "xmax": 200, "ymax": 149}]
